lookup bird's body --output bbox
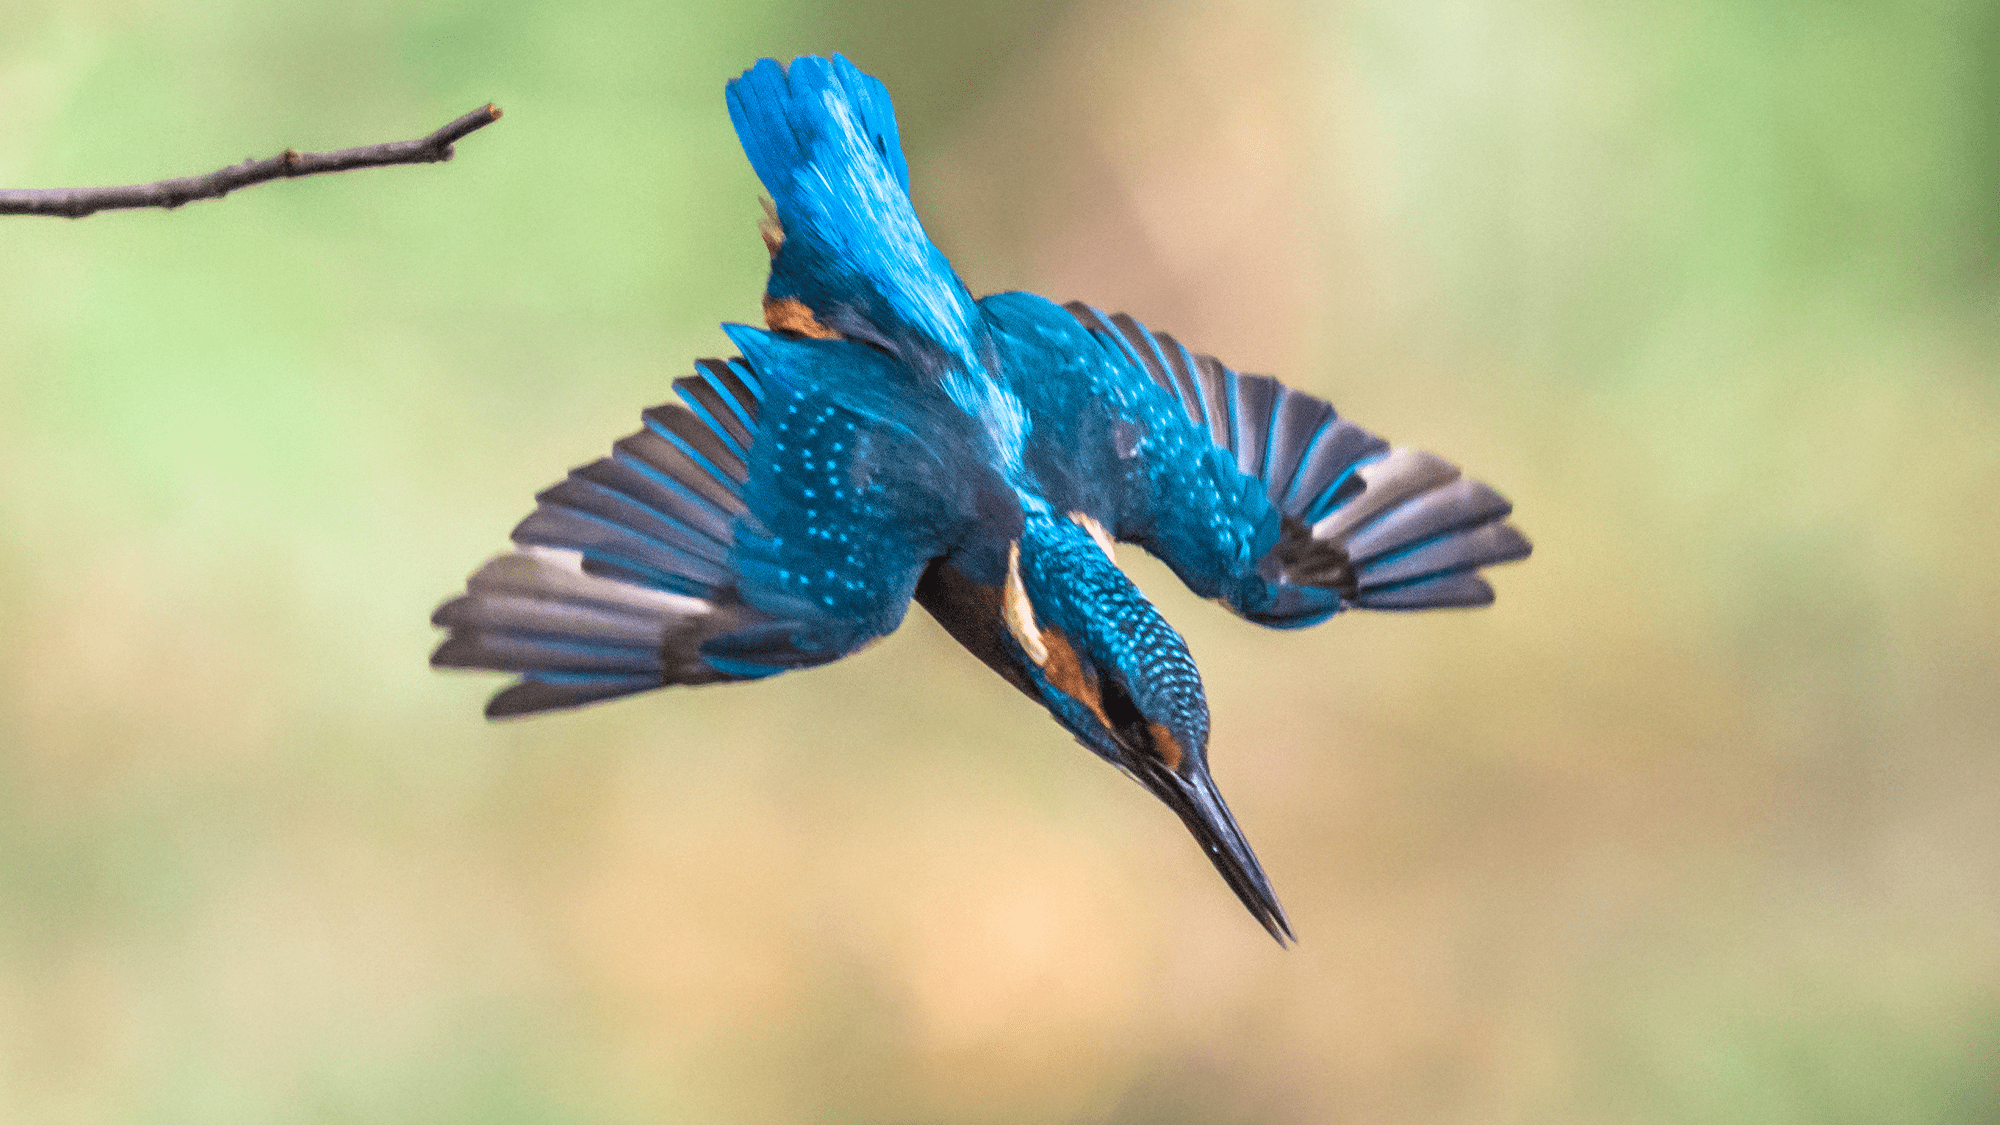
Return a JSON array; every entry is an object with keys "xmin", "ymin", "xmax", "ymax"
[{"xmin": 434, "ymin": 55, "xmax": 1530, "ymax": 941}]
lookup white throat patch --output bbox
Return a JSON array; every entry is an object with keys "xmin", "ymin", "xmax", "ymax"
[
  {"xmin": 1002, "ymin": 539, "xmax": 1049, "ymax": 667},
  {"xmin": 1068, "ymin": 511, "xmax": 1117, "ymax": 561}
]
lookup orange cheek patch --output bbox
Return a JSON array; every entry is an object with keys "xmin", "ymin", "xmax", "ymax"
[
  {"xmin": 763, "ymin": 296, "xmax": 841, "ymax": 339},
  {"xmin": 1147, "ymin": 722, "xmax": 1185, "ymax": 773},
  {"xmin": 1040, "ymin": 627, "xmax": 1112, "ymax": 732}
]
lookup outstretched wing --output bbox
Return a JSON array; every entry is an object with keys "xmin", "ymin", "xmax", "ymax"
[
  {"xmin": 1064, "ymin": 303, "xmax": 1531, "ymax": 629},
  {"xmin": 432, "ymin": 331, "xmax": 977, "ymax": 717}
]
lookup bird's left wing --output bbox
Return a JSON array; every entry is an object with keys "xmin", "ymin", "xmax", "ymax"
[
  {"xmin": 1063, "ymin": 303, "xmax": 1531, "ymax": 629},
  {"xmin": 433, "ymin": 330, "xmax": 988, "ymax": 717}
]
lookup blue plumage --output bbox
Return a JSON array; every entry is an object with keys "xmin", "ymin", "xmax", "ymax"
[
  {"xmin": 434, "ymin": 56, "xmax": 1531, "ymax": 942},
  {"xmin": 727, "ymin": 54, "xmax": 979, "ymax": 372}
]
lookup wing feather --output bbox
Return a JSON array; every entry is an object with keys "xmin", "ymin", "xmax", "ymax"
[
  {"xmin": 434, "ymin": 336, "xmax": 969, "ymax": 716},
  {"xmin": 1061, "ymin": 303, "xmax": 1529, "ymax": 626}
]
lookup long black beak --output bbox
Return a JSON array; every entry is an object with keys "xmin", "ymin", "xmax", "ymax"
[{"xmin": 1133, "ymin": 758, "xmax": 1293, "ymax": 944}]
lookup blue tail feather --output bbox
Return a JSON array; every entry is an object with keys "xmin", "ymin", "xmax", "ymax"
[
  {"xmin": 727, "ymin": 55, "xmax": 910, "ymax": 205},
  {"xmin": 727, "ymin": 56, "xmax": 978, "ymax": 371}
]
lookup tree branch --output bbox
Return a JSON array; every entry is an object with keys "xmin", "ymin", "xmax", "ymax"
[{"xmin": 0, "ymin": 103, "xmax": 503, "ymax": 219}]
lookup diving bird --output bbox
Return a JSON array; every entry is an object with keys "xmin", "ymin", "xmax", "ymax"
[{"xmin": 432, "ymin": 55, "xmax": 1530, "ymax": 942}]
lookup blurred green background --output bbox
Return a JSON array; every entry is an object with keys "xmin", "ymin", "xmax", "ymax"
[{"xmin": 4, "ymin": 0, "xmax": 1997, "ymax": 1122}]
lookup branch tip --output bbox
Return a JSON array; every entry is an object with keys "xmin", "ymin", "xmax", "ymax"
[{"xmin": 1, "ymin": 103, "xmax": 505, "ymax": 219}]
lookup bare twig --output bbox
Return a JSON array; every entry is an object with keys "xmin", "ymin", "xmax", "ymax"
[{"xmin": 0, "ymin": 104, "xmax": 503, "ymax": 219}]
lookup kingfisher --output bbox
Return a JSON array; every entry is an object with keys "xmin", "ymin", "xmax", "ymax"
[{"xmin": 432, "ymin": 55, "xmax": 1530, "ymax": 943}]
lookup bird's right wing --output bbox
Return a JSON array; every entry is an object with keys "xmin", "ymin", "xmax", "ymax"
[
  {"xmin": 1064, "ymin": 303, "xmax": 1531, "ymax": 629},
  {"xmin": 432, "ymin": 329, "xmax": 986, "ymax": 717}
]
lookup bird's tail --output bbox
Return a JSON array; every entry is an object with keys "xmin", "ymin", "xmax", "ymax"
[
  {"xmin": 727, "ymin": 54, "xmax": 911, "ymax": 208},
  {"xmin": 726, "ymin": 55, "xmax": 978, "ymax": 369}
]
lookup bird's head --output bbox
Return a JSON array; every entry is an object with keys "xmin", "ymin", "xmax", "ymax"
[{"xmin": 990, "ymin": 513, "xmax": 1292, "ymax": 943}]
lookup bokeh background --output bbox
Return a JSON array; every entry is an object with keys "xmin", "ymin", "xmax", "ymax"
[{"xmin": 5, "ymin": 1, "xmax": 1998, "ymax": 1121}]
